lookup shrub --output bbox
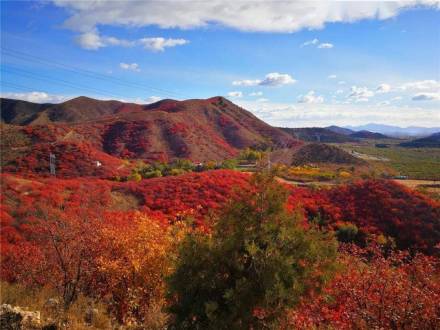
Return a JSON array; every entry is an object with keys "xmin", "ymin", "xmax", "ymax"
[
  {"xmin": 336, "ymin": 222, "xmax": 359, "ymax": 243},
  {"xmin": 167, "ymin": 172, "xmax": 338, "ymax": 329},
  {"xmin": 128, "ymin": 172, "xmax": 142, "ymax": 182}
]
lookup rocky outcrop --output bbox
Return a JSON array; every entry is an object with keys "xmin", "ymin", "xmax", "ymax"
[{"xmin": 0, "ymin": 304, "xmax": 41, "ymax": 329}]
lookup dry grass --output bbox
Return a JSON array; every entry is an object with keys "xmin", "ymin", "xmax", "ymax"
[{"xmin": 0, "ymin": 282, "xmax": 113, "ymax": 329}]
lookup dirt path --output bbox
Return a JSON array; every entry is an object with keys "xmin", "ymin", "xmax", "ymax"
[{"xmin": 393, "ymin": 179, "xmax": 440, "ymax": 188}]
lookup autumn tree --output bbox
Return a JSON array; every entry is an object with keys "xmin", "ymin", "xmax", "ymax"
[
  {"xmin": 167, "ymin": 172, "xmax": 338, "ymax": 329},
  {"xmin": 22, "ymin": 188, "xmax": 108, "ymax": 310},
  {"xmin": 94, "ymin": 212, "xmax": 179, "ymax": 326},
  {"xmin": 287, "ymin": 244, "xmax": 440, "ymax": 329}
]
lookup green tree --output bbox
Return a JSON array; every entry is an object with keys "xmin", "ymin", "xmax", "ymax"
[
  {"xmin": 167, "ymin": 172, "xmax": 338, "ymax": 329},
  {"xmin": 336, "ymin": 222, "xmax": 359, "ymax": 243},
  {"xmin": 220, "ymin": 159, "xmax": 238, "ymax": 169},
  {"xmin": 128, "ymin": 171, "xmax": 142, "ymax": 182},
  {"xmin": 142, "ymin": 169, "xmax": 163, "ymax": 179}
]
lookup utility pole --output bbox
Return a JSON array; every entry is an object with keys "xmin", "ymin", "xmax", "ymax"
[{"xmin": 49, "ymin": 153, "xmax": 56, "ymax": 175}]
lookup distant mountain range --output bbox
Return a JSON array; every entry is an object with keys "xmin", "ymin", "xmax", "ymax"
[
  {"xmin": 348, "ymin": 130, "xmax": 390, "ymax": 139},
  {"xmin": 325, "ymin": 126, "xmax": 391, "ymax": 139},
  {"xmin": 325, "ymin": 125, "xmax": 355, "ymax": 136},
  {"xmin": 399, "ymin": 132, "xmax": 440, "ymax": 148},
  {"xmin": 342, "ymin": 123, "xmax": 440, "ymax": 137},
  {"xmin": 280, "ymin": 127, "xmax": 356, "ymax": 143}
]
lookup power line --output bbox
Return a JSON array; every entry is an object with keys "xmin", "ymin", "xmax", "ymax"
[
  {"xmin": 1, "ymin": 66, "xmax": 130, "ymax": 100},
  {"xmin": 1, "ymin": 48, "xmax": 190, "ymax": 100},
  {"xmin": 2, "ymin": 48, "xmax": 187, "ymax": 99}
]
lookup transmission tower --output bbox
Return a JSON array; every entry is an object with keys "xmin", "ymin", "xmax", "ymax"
[{"xmin": 49, "ymin": 153, "xmax": 56, "ymax": 175}]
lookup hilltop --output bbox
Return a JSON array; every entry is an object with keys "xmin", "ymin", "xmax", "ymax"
[
  {"xmin": 280, "ymin": 127, "xmax": 356, "ymax": 143},
  {"xmin": 325, "ymin": 125, "xmax": 355, "ymax": 135},
  {"xmin": 349, "ymin": 130, "xmax": 390, "ymax": 139},
  {"xmin": 291, "ymin": 143, "xmax": 363, "ymax": 166}
]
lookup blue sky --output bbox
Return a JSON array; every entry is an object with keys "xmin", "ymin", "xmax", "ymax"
[{"xmin": 1, "ymin": 1, "xmax": 439, "ymax": 127}]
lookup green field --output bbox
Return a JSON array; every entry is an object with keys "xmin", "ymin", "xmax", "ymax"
[{"xmin": 338, "ymin": 141, "xmax": 440, "ymax": 180}]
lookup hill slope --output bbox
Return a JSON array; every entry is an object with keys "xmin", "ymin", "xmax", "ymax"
[
  {"xmin": 1, "ymin": 97, "xmax": 300, "ymax": 171},
  {"xmin": 281, "ymin": 127, "xmax": 356, "ymax": 143},
  {"xmin": 291, "ymin": 143, "xmax": 363, "ymax": 166},
  {"xmin": 399, "ymin": 132, "xmax": 440, "ymax": 148},
  {"xmin": 349, "ymin": 130, "xmax": 390, "ymax": 139},
  {"xmin": 325, "ymin": 125, "xmax": 355, "ymax": 135}
]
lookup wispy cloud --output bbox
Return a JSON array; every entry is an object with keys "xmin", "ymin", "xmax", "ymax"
[
  {"xmin": 233, "ymin": 72, "xmax": 296, "ymax": 87},
  {"xmin": 120, "ymin": 62, "xmax": 141, "ymax": 72},
  {"xmin": 376, "ymin": 83, "xmax": 391, "ymax": 93},
  {"xmin": 301, "ymin": 38, "xmax": 334, "ymax": 49},
  {"xmin": 145, "ymin": 96, "xmax": 163, "ymax": 104},
  {"xmin": 227, "ymin": 91, "xmax": 243, "ymax": 98},
  {"xmin": 139, "ymin": 37, "xmax": 189, "ymax": 52},
  {"xmin": 349, "ymin": 86, "xmax": 375, "ymax": 102},
  {"xmin": 0, "ymin": 91, "xmax": 70, "ymax": 103},
  {"xmin": 412, "ymin": 92, "xmax": 440, "ymax": 101},
  {"xmin": 317, "ymin": 42, "xmax": 333, "ymax": 49},
  {"xmin": 297, "ymin": 90, "xmax": 324, "ymax": 104},
  {"xmin": 75, "ymin": 30, "xmax": 188, "ymax": 52}
]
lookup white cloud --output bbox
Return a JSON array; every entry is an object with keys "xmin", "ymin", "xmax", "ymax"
[
  {"xmin": 138, "ymin": 37, "xmax": 189, "ymax": 51},
  {"xmin": 235, "ymin": 99, "xmax": 440, "ymax": 128},
  {"xmin": 317, "ymin": 42, "xmax": 334, "ymax": 49},
  {"xmin": 233, "ymin": 72, "xmax": 296, "ymax": 87},
  {"xmin": 328, "ymin": 74, "xmax": 337, "ymax": 79},
  {"xmin": 256, "ymin": 98, "xmax": 269, "ymax": 103},
  {"xmin": 302, "ymin": 38, "xmax": 334, "ymax": 49},
  {"xmin": 75, "ymin": 31, "xmax": 106, "ymax": 50},
  {"xmin": 75, "ymin": 30, "xmax": 136, "ymax": 50},
  {"xmin": 120, "ymin": 62, "xmax": 140, "ymax": 72},
  {"xmin": 227, "ymin": 91, "xmax": 243, "ymax": 98},
  {"xmin": 301, "ymin": 38, "xmax": 319, "ymax": 47},
  {"xmin": 232, "ymin": 79, "xmax": 261, "ymax": 87},
  {"xmin": 335, "ymin": 89, "xmax": 344, "ymax": 94},
  {"xmin": 412, "ymin": 92, "xmax": 440, "ymax": 101},
  {"xmin": 54, "ymin": 1, "xmax": 440, "ymax": 35},
  {"xmin": 338, "ymin": 81, "xmax": 346, "ymax": 85},
  {"xmin": 349, "ymin": 86, "xmax": 375, "ymax": 101},
  {"xmin": 297, "ymin": 90, "xmax": 324, "ymax": 104},
  {"xmin": 1, "ymin": 91, "xmax": 69, "ymax": 103},
  {"xmin": 376, "ymin": 83, "xmax": 391, "ymax": 93},
  {"xmin": 249, "ymin": 91, "xmax": 263, "ymax": 96},
  {"xmin": 260, "ymin": 72, "xmax": 296, "ymax": 86},
  {"xmin": 399, "ymin": 80, "xmax": 440, "ymax": 92},
  {"xmin": 74, "ymin": 30, "xmax": 187, "ymax": 51},
  {"xmin": 391, "ymin": 96, "xmax": 403, "ymax": 101},
  {"xmin": 145, "ymin": 96, "xmax": 163, "ymax": 104}
]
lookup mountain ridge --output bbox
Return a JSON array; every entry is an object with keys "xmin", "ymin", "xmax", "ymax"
[{"xmin": 0, "ymin": 96, "xmax": 300, "ymax": 169}]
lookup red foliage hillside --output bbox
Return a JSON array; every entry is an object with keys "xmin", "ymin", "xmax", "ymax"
[
  {"xmin": 325, "ymin": 180, "xmax": 440, "ymax": 254},
  {"xmin": 1, "ymin": 171, "xmax": 438, "ymax": 255},
  {"xmin": 1, "ymin": 96, "xmax": 301, "ymax": 166},
  {"xmin": 3, "ymin": 141, "xmax": 129, "ymax": 178},
  {"xmin": 289, "ymin": 180, "xmax": 440, "ymax": 254}
]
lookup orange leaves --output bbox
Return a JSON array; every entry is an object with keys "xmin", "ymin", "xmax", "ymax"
[{"xmin": 94, "ymin": 212, "xmax": 182, "ymax": 324}]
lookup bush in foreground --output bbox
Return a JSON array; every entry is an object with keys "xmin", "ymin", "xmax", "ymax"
[{"xmin": 167, "ymin": 172, "xmax": 338, "ymax": 329}]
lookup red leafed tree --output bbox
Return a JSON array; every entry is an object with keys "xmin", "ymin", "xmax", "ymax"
[
  {"xmin": 16, "ymin": 190, "xmax": 108, "ymax": 310},
  {"xmin": 287, "ymin": 244, "xmax": 440, "ymax": 329}
]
